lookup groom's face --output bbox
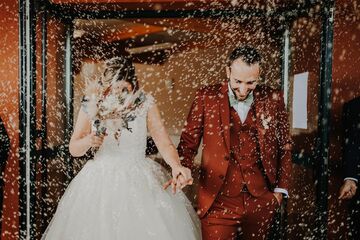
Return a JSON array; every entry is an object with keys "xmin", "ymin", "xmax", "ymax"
[{"xmin": 226, "ymin": 58, "xmax": 260, "ymax": 101}]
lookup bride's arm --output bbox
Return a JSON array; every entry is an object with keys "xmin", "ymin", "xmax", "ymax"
[
  {"xmin": 147, "ymin": 103, "xmax": 193, "ymax": 187},
  {"xmin": 69, "ymin": 109, "xmax": 105, "ymax": 157}
]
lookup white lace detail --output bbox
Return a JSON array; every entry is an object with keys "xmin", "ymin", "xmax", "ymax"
[{"xmin": 97, "ymin": 92, "xmax": 154, "ymax": 159}]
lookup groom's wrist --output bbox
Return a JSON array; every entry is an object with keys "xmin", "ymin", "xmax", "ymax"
[{"xmin": 273, "ymin": 188, "xmax": 289, "ymax": 198}]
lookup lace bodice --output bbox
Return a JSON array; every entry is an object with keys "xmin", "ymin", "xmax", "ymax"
[{"xmin": 82, "ymin": 93, "xmax": 154, "ymax": 162}]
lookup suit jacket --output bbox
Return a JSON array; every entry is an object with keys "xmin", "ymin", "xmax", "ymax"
[
  {"xmin": 342, "ymin": 97, "xmax": 360, "ymax": 181},
  {"xmin": 178, "ymin": 82, "xmax": 292, "ymax": 217}
]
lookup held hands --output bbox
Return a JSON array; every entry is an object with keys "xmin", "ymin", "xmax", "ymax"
[
  {"xmin": 339, "ymin": 179, "xmax": 357, "ymax": 200},
  {"xmin": 163, "ymin": 165, "xmax": 194, "ymax": 194}
]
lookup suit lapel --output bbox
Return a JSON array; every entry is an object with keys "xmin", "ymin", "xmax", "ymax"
[
  {"xmin": 254, "ymin": 87, "xmax": 266, "ymax": 161},
  {"xmin": 219, "ymin": 82, "xmax": 230, "ymax": 153}
]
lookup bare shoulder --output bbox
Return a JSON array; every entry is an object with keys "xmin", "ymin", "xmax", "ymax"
[
  {"xmin": 137, "ymin": 90, "xmax": 155, "ymax": 111},
  {"xmin": 144, "ymin": 91, "xmax": 155, "ymax": 102}
]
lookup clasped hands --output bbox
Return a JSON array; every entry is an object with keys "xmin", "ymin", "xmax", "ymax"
[{"xmin": 163, "ymin": 165, "xmax": 193, "ymax": 194}]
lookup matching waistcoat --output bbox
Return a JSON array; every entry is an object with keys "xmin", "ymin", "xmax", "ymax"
[{"xmin": 220, "ymin": 106, "xmax": 268, "ymax": 197}]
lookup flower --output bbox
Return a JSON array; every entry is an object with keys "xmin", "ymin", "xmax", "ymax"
[
  {"xmin": 83, "ymin": 76, "xmax": 146, "ymax": 140},
  {"xmin": 260, "ymin": 114, "xmax": 272, "ymax": 130}
]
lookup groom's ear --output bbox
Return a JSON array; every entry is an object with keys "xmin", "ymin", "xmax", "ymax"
[{"xmin": 225, "ymin": 66, "xmax": 230, "ymax": 79}]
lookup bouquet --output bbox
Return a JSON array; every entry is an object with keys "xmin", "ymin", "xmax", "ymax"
[{"xmin": 83, "ymin": 74, "xmax": 146, "ymax": 141}]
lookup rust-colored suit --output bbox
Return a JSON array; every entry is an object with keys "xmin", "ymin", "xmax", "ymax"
[{"xmin": 178, "ymin": 82, "xmax": 292, "ymax": 239}]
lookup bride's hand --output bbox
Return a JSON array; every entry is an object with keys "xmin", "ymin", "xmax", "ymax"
[{"xmin": 87, "ymin": 132, "xmax": 106, "ymax": 148}]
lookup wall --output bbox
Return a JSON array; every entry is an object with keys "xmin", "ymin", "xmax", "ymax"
[
  {"xmin": 0, "ymin": 0, "xmax": 19, "ymax": 239},
  {"xmin": 286, "ymin": 2, "xmax": 360, "ymax": 238},
  {"xmin": 286, "ymin": 14, "xmax": 322, "ymax": 239}
]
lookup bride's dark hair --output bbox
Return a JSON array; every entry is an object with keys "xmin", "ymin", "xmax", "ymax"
[{"xmin": 102, "ymin": 56, "xmax": 139, "ymax": 91}]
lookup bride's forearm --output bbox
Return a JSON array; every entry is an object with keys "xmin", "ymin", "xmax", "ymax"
[
  {"xmin": 69, "ymin": 135, "xmax": 91, "ymax": 157},
  {"xmin": 157, "ymin": 140, "xmax": 193, "ymax": 187},
  {"xmin": 156, "ymin": 142, "xmax": 182, "ymax": 169},
  {"xmin": 147, "ymin": 104, "xmax": 184, "ymax": 170}
]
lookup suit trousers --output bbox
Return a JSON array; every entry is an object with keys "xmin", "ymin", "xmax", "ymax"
[
  {"xmin": 201, "ymin": 191, "xmax": 279, "ymax": 240},
  {"xmin": 347, "ymin": 191, "xmax": 360, "ymax": 240}
]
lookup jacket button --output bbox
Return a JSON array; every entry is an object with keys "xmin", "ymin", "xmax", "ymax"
[{"xmin": 224, "ymin": 155, "xmax": 230, "ymax": 161}]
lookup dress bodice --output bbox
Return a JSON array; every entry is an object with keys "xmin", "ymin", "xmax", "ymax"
[{"xmin": 82, "ymin": 92, "xmax": 154, "ymax": 162}]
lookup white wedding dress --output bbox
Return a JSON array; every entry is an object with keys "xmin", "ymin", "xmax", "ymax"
[{"xmin": 42, "ymin": 94, "xmax": 201, "ymax": 240}]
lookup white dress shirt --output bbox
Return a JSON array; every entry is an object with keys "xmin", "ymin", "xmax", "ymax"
[
  {"xmin": 344, "ymin": 177, "xmax": 358, "ymax": 183},
  {"xmin": 227, "ymin": 83, "xmax": 254, "ymax": 123},
  {"xmin": 228, "ymin": 83, "xmax": 289, "ymax": 197}
]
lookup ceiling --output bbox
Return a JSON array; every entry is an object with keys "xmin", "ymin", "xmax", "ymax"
[
  {"xmin": 67, "ymin": 0, "xmax": 317, "ymax": 69},
  {"xmin": 73, "ymin": 18, "xmax": 219, "ymax": 66},
  {"xmin": 49, "ymin": 0, "xmax": 308, "ymax": 11},
  {"xmin": 73, "ymin": 16, "xmax": 277, "ymax": 66}
]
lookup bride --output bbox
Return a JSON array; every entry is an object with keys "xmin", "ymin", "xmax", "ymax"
[{"xmin": 42, "ymin": 56, "xmax": 201, "ymax": 240}]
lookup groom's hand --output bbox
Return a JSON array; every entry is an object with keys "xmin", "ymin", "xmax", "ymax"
[
  {"xmin": 163, "ymin": 178, "xmax": 179, "ymax": 194},
  {"xmin": 273, "ymin": 192, "xmax": 283, "ymax": 205},
  {"xmin": 163, "ymin": 177, "xmax": 192, "ymax": 194},
  {"xmin": 339, "ymin": 179, "xmax": 357, "ymax": 200},
  {"xmin": 175, "ymin": 166, "xmax": 193, "ymax": 186},
  {"xmin": 176, "ymin": 174, "xmax": 190, "ymax": 189},
  {"xmin": 163, "ymin": 166, "xmax": 193, "ymax": 194},
  {"xmin": 163, "ymin": 179, "xmax": 173, "ymax": 191}
]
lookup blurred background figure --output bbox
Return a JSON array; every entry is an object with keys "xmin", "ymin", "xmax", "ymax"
[
  {"xmin": 339, "ymin": 96, "xmax": 360, "ymax": 239},
  {"xmin": 0, "ymin": 116, "xmax": 10, "ymax": 233}
]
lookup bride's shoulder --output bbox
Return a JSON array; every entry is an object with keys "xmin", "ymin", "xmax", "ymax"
[
  {"xmin": 141, "ymin": 91, "xmax": 156, "ymax": 108},
  {"xmin": 80, "ymin": 95, "xmax": 90, "ymax": 114}
]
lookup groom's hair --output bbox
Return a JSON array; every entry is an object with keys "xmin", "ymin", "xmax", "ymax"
[{"xmin": 227, "ymin": 46, "xmax": 262, "ymax": 67}]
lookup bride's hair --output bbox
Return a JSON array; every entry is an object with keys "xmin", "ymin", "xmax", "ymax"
[{"xmin": 101, "ymin": 56, "xmax": 139, "ymax": 91}]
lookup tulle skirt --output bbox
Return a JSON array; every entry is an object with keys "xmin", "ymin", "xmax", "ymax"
[{"xmin": 42, "ymin": 152, "xmax": 201, "ymax": 240}]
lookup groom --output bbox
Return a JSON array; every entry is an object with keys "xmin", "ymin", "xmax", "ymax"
[{"xmin": 178, "ymin": 46, "xmax": 292, "ymax": 240}]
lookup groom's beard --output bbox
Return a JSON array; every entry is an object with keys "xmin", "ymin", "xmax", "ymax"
[{"xmin": 230, "ymin": 86, "xmax": 253, "ymax": 102}]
